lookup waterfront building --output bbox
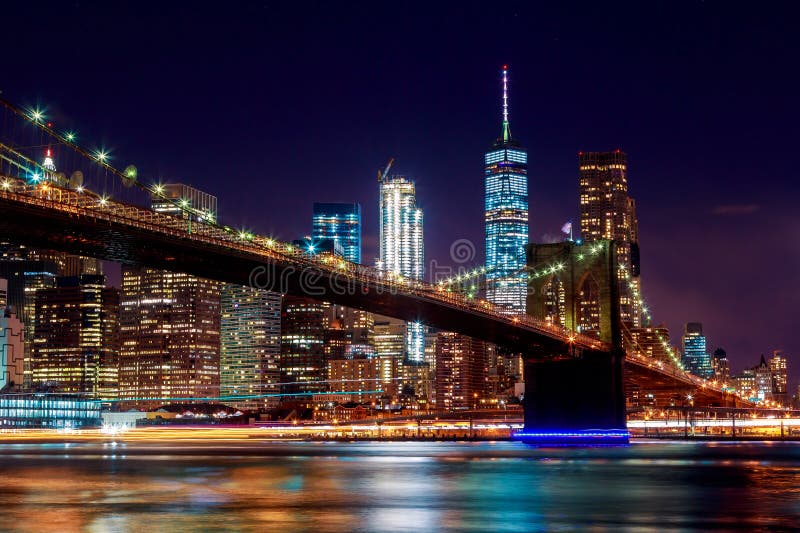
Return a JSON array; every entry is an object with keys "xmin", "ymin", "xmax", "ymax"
[
  {"xmin": 0, "ymin": 278, "xmax": 6, "ymax": 308},
  {"xmin": 220, "ymin": 285, "xmax": 281, "ymax": 411},
  {"xmin": 0, "ymin": 392, "xmax": 100, "ymax": 428},
  {"xmin": 435, "ymin": 332, "xmax": 488, "ymax": 411},
  {"xmin": 769, "ymin": 350, "xmax": 788, "ymax": 403},
  {"xmin": 31, "ymin": 275, "xmax": 119, "ymax": 398},
  {"xmin": 378, "ymin": 167, "xmax": 425, "ymax": 365},
  {"xmin": 712, "ymin": 348, "xmax": 731, "ymax": 383},
  {"xmin": 119, "ymin": 267, "xmax": 221, "ymax": 408},
  {"xmin": 485, "ymin": 65, "xmax": 528, "ymax": 315},
  {"xmin": 0, "ymin": 308, "xmax": 24, "ymax": 389},
  {"xmin": 0, "ymin": 244, "xmax": 101, "ymax": 387},
  {"xmin": 753, "ymin": 355, "xmax": 773, "ymax": 400},
  {"xmin": 578, "ymin": 150, "xmax": 641, "ymax": 327},
  {"xmin": 373, "ymin": 315, "xmax": 405, "ymax": 400},
  {"xmin": 118, "ymin": 185, "xmax": 222, "ymax": 409},
  {"xmin": 280, "ymin": 296, "xmax": 330, "ymax": 399},
  {"xmin": 734, "ymin": 368, "xmax": 757, "ymax": 400},
  {"xmin": 681, "ymin": 322, "xmax": 713, "ymax": 379},
  {"xmin": 327, "ymin": 357, "xmax": 382, "ymax": 403},
  {"xmin": 312, "ymin": 202, "xmax": 362, "ymax": 264}
]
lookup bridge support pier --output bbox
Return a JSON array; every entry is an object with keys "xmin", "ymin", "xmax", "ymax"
[{"xmin": 516, "ymin": 350, "xmax": 629, "ymax": 445}]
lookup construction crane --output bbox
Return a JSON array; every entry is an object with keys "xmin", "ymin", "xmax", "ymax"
[{"xmin": 377, "ymin": 157, "xmax": 395, "ymax": 183}]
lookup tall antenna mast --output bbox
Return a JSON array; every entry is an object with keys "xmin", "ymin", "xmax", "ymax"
[{"xmin": 501, "ymin": 64, "xmax": 511, "ymax": 143}]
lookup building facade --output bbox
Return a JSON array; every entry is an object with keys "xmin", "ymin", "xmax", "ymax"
[
  {"xmin": 435, "ymin": 332, "xmax": 488, "ymax": 411},
  {"xmin": 378, "ymin": 170, "xmax": 425, "ymax": 364},
  {"xmin": 681, "ymin": 322, "xmax": 713, "ymax": 379},
  {"xmin": 280, "ymin": 296, "xmax": 330, "ymax": 399},
  {"xmin": 220, "ymin": 285, "xmax": 281, "ymax": 411},
  {"xmin": 485, "ymin": 65, "xmax": 528, "ymax": 315},
  {"xmin": 578, "ymin": 150, "xmax": 641, "ymax": 328},
  {"xmin": 31, "ymin": 275, "xmax": 119, "ymax": 398},
  {"xmin": 312, "ymin": 202, "xmax": 362, "ymax": 264},
  {"xmin": 712, "ymin": 347, "xmax": 731, "ymax": 383},
  {"xmin": 770, "ymin": 350, "xmax": 788, "ymax": 403},
  {"xmin": 119, "ymin": 267, "xmax": 221, "ymax": 408},
  {"xmin": 0, "ymin": 309, "xmax": 24, "ymax": 390}
]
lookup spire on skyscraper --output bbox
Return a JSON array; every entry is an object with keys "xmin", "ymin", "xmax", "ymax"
[{"xmin": 501, "ymin": 64, "xmax": 511, "ymax": 143}]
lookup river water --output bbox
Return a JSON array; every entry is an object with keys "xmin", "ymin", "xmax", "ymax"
[{"xmin": 0, "ymin": 440, "xmax": 798, "ymax": 531}]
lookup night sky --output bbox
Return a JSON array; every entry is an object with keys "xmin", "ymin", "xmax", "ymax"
[{"xmin": 4, "ymin": 2, "xmax": 799, "ymax": 383}]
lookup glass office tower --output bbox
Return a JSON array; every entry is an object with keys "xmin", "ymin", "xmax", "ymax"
[
  {"xmin": 312, "ymin": 202, "xmax": 362, "ymax": 264},
  {"xmin": 485, "ymin": 65, "xmax": 528, "ymax": 314}
]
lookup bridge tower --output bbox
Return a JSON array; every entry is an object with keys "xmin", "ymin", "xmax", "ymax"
[{"xmin": 517, "ymin": 240, "xmax": 628, "ymax": 444}]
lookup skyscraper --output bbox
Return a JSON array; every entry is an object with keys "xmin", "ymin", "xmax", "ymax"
[
  {"xmin": 118, "ymin": 184, "xmax": 221, "ymax": 408},
  {"xmin": 712, "ymin": 347, "xmax": 731, "ymax": 382},
  {"xmin": 435, "ymin": 332, "xmax": 488, "ymax": 411},
  {"xmin": 31, "ymin": 275, "xmax": 119, "ymax": 398},
  {"xmin": 280, "ymin": 296, "xmax": 329, "ymax": 399},
  {"xmin": 578, "ymin": 150, "xmax": 641, "ymax": 326},
  {"xmin": 312, "ymin": 203, "xmax": 362, "ymax": 264},
  {"xmin": 770, "ymin": 350, "xmax": 788, "ymax": 403},
  {"xmin": 119, "ymin": 268, "xmax": 221, "ymax": 408},
  {"xmin": 220, "ymin": 285, "xmax": 281, "ymax": 411},
  {"xmin": 485, "ymin": 65, "xmax": 528, "ymax": 315},
  {"xmin": 681, "ymin": 322, "xmax": 712, "ymax": 379},
  {"xmin": 378, "ymin": 168, "xmax": 425, "ymax": 363}
]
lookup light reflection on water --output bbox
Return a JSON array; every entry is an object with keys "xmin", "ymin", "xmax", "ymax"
[{"xmin": 0, "ymin": 441, "xmax": 798, "ymax": 531}]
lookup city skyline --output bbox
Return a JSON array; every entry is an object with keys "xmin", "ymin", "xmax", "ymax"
[{"xmin": 0, "ymin": 2, "xmax": 796, "ymax": 383}]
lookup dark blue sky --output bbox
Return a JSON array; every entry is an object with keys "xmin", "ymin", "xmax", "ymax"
[{"xmin": 4, "ymin": 1, "xmax": 799, "ymax": 382}]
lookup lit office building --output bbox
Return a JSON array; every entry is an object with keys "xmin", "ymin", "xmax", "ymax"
[
  {"xmin": 0, "ymin": 394, "xmax": 101, "ymax": 428},
  {"xmin": 31, "ymin": 275, "xmax": 119, "ymax": 398},
  {"xmin": 0, "ymin": 244, "xmax": 101, "ymax": 387},
  {"xmin": 327, "ymin": 357, "xmax": 382, "ymax": 403},
  {"xmin": 485, "ymin": 65, "xmax": 528, "ymax": 315},
  {"xmin": 578, "ymin": 150, "xmax": 641, "ymax": 327},
  {"xmin": 681, "ymin": 322, "xmax": 713, "ymax": 379},
  {"xmin": 734, "ymin": 369, "xmax": 756, "ymax": 400},
  {"xmin": 753, "ymin": 355, "xmax": 773, "ymax": 400},
  {"xmin": 378, "ymin": 168, "xmax": 425, "ymax": 364},
  {"xmin": 0, "ymin": 278, "xmax": 6, "ymax": 308},
  {"xmin": 435, "ymin": 332, "xmax": 488, "ymax": 411},
  {"xmin": 712, "ymin": 348, "xmax": 731, "ymax": 383},
  {"xmin": 0, "ymin": 308, "xmax": 24, "ymax": 390},
  {"xmin": 770, "ymin": 350, "xmax": 788, "ymax": 403},
  {"xmin": 629, "ymin": 324, "xmax": 673, "ymax": 364},
  {"xmin": 220, "ymin": 285, "xmax": 281, "ymax": 411},
  {"xmin": 312, "ymin": 202, "xmax": 362, "ymax": 264},
  {"xmin": 373, "ymin": 315, "xmax": 405, "ymax": 399},
  {"xmin": 280, "ymin": 296, "xmax": 330, "ymax": 399},
  {"xmin": 119, "ymin": 268, "xmax": 221, "ymax": 408},
  {"xmin": 118, "ymin": 185, "xmax": 222, "ymax": 409}
]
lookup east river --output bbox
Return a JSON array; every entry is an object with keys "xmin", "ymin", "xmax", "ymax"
[{"xmin": 0, "ymin": 440, "xmax": 798, "ymax": 531}]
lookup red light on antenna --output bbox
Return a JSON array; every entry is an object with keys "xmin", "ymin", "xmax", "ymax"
[
  {"xmin": 47, "ymin": 122, "xmax": 53, "ymax": 128},
  {"xmin": 502, "ymin": 64, "xmax": 508, "ymax": 70}
]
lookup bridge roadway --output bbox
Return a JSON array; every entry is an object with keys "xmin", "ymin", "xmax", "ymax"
[
  {"xmin": 0, "ymin": 177, "xmax": 732, "ymax": 400},
  {"xmin": 0, "ymin": 177, "xmax": 604, "ymax": 354}
]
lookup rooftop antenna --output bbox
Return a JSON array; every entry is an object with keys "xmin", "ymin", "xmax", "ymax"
[{"xmin": 501, "ymin": 64, "xmax": 511, "ymax": 143}]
